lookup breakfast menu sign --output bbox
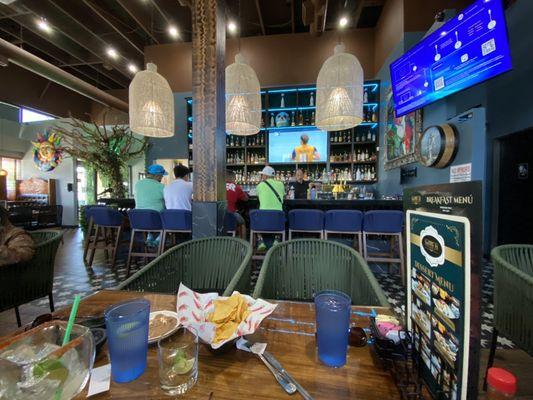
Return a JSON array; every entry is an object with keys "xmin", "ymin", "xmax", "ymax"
[{"xmin": 407, "ymin": 211, "xmax": 470, "ymax": 400}]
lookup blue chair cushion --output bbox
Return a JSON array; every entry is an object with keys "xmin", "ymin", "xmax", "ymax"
[
  {"xmin": 91, "ymin": 207, "xmax": 124, "ymax": 227},
  {"xmin": 288, "ymin": 209, "xmax": 324, "ymax": 231},
  {"xmin": 224, "ymin": 212, "xmax": 237, "ymax": 232},
  {"xmin": 250, "ymin": 210, "xmax": 285, "ymax": 232},
  {"xmin": 325, "ymin": 210, "xmax": 363, "ymax": 232},
  {"xmin": 161, "ymin": 210, "xmax": 192, "ymax": 231},
  {"xmin": 128, "ymin": 209, "xmax": 163, "ymax": 230},
  {"xmin": 363, "ymin": 210, "xmax": 404, "ymax": 233}
]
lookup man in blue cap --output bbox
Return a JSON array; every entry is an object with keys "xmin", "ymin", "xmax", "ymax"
[{"xmin": 134, "ymin": 164, "xmax": 167, "ymax": 212}]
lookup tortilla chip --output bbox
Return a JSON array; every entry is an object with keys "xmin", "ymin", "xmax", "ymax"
[{"xmin": 207, "ymin": 294, "xmax": 251, "ymax": 344}]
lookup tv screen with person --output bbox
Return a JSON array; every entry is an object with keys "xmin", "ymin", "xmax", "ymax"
[{"xmin": 268, "ymin": 129, "xmax": 328, "ymax": 163}]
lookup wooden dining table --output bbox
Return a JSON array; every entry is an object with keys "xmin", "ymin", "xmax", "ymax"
[{"xmin": 23, "ymin": 290, "xmax": 401, "ymax": 399}]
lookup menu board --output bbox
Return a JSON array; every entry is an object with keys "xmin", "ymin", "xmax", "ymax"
[
  {"xmin": 390, "ymin": 0, "xmax": 512, "ymax": 117},
  {"xmin": 407, "ymin": 211, "xmax": 470, "ymax": 400}
]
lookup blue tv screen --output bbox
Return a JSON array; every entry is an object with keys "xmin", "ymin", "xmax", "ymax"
[
  {"xmin": 268, "ymin": 128, "xmax": 328, "ymax": 164},
  {"xmin": 390, "ymin": 0, "xmax": 512, "ymax": 117}
]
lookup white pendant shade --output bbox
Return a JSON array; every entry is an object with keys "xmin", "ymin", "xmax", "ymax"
[
  {"xmin": 129, "ymin": 63, "xmax": 174, "ymax": 138},
  {"xmin": 315, "ymin": 43, "xmax": 364, "ymax": 132},
  {"xmin": 225, "ymin": 54, "xmax": 261, "ymax": 136}
]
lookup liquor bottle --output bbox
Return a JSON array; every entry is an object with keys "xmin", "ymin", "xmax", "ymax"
[
  {"xmin": 367, "ymin": 130, "xmax": 372, "ymax": 141},
  {"xmin": 355, "ymin": 167, "xmax": 361, "ymax": 181},
  {"xmin": 281, "ymin": 93, "xmax": 285, "ymax": 108},
  {"xmin": 304, "ymin": 111, "xmax": 310, "ymax": 125},
  {"xmin": 310, "ymin": 92, "xmax": 314, "ymax": 106},
  {"xmin": 330, "ymin": 133, "xmax": 334, "ymax": 142},
  {"xmin": 261, "ymin": 114, "xmax": 265, "ymax": 128},
  {"xmin": 298, "ymin": 111, "xmax": 303, "ymax": 126},
  {"xmin": 311, "ymin": 111, "xmax": 315, "ymax": 125},
  {"xmin": 372, "ymin": 132, "xmax": 376, "ymax": 142},
  {"xmin": 371, "ymin": 112, "xmax": 377, "ymax": 122},
  {"xmin": 291, "ymin": 111, "xmax": 295, "ymax": 126},
  {"xmin": 355, "ymin": 132, "xmax": 360, "ymax": 142},
  {"xmin": 363, "ymin": 89, "xmax": 369, "ymax": 103},
  {"xmin": 270, "ymin": 114, "xmax": 275, "ymax": 127},
  {"xmin": 364, "ymin": 149, "xmax": 369, "ymax": 161}
]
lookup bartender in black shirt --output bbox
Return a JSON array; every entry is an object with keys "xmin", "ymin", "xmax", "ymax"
[{"xmin": 291, "ymin": 169, "xmax": 309, "ymax": 199}]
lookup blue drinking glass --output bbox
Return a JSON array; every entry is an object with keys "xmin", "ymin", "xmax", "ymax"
[
  {"xmin": 105, "ymin": 299, "xmax": 150, "ymax": 383},
  {"xmin": 314, "ymin": 290, "xmax": 352, "ymax": 367}
]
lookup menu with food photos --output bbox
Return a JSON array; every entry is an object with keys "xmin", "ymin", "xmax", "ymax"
[{"xmin": 407, "ymin": 211, "xmax": 471, "ymax": 400}]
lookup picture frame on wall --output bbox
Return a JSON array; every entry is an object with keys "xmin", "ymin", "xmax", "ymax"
[{"xmin": 384, "ymin": 87, "xmax": 423, "ymax": 171}]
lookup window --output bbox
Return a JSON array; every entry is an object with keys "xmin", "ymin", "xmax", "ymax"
[
  {"xmin": 0, "ymin": 157, "xmax": 21, "ymax": 200},
  {"xmin": 20, "ymin": 108, "xmax": 55, "ymax": 123}
]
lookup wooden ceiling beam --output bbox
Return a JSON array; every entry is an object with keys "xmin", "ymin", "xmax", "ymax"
[
  {"xmin": 115, "ymin": 0, "xmax": 161, "ymax": 45},
  {"xmin": 352, "ymin": 0, "xmax": 365, "ymax": 28},
  {"xmin": 291, "ymin": 0, "xmax": 295, "ymax": 33},
  {"xmin": 82, "ymin": 0, "xmax": 145, "ymax": 56},
  {"xmin": 254, "ymin": 0, "xmax": 266, "ymax": 36}
]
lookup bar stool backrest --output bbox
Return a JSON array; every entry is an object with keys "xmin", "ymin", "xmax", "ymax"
[
  {"xmin": 91, "ymin": 207, "xmax": 124, "ymax": 227},
  {"xmin": 223, "ymin": 212, "xmax": 237, "ymax": 232},
  {"xmin": 363, "ymin": 210, "xmax": 404, "ymax": 233},
  {"xmin": 325, "ymin": 210, "xmax": 363, "ymax": 232},
  {"xmin": 160, "ymin": 209, "xmax": 192, "ymax": 231},
  {"xmin": 288, "ymin": 209, "xmax": 325, "ymax": 231},
  {"xmin": 128, "ymin": 209, "xmax": 163, "ymax": 230},
  {"xmin": 84, "ymin": 205, "xmax": 107, "ymax": 220},
  {"xmin": 249, "ymin": 210, "xmax": 286, "ymax": 232}
]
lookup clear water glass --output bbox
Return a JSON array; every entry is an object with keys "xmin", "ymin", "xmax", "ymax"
[
  {"xmin": 314, "ymin": 290, "xmax": 352, "ymax": 367},
  {"xmin": 105, "ymin": 299, "xmax": 150, "ymax": 383},
  {"xmin": 158, "ymin": 327, "xmax": 198, "ymax": 396}
]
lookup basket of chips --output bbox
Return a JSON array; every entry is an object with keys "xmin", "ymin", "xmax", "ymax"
[{"xmin": 175, "ymin": 283, "xmax": 277, "ymax": 350}]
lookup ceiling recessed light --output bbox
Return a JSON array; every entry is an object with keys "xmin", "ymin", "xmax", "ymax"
[
  {"xmin": 106, "ymin": 47, "xmax": 118, "ymax": 59},
  {"xmin": 168, "ymin": 26, "xmax": 179, "ymax": 39},
  {"xmin": 339, "ymin": 16, "xmax": 349, "ymax": 28},
  {"xmin": 128, "ymin": 63, "xmax": 138, "ymax": 73},
  {"xmin": 37, "ymin": 18, "xmax": 51, "ymax": 33},
  {"xmin": 227, "ymin": 21, "xmax": 237, "ymax": 34}
]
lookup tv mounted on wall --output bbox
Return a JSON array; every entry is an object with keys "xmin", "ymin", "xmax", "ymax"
[
  {"xmin": 390, "ymin": 0, "xmax": 512, "ymax": 117},
  {"xmin": 268, "ymin": 128, "xmax": 328, "ymax": 164}
]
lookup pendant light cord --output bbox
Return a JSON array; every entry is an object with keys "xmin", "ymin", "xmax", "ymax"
[{"xmin": 238, "ymin": 0, "xmax": 241, "ymax": 53}]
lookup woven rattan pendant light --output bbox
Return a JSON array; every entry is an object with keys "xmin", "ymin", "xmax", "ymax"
[
  {"xmin": 129, "ymin": 63, "xmax": 174, "ymax": 138},
  {"xmin": 225, "ymin": 54, "xmax": 261, "ymax": 136},
  {"xmin": 315, "ymin": 43, "xmax": 363, "ymax": 131}
]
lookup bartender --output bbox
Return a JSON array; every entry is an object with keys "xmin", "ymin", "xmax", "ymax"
[{"xmin": 290, "ymin": 169, "xmax": 309, "ymax": 199}]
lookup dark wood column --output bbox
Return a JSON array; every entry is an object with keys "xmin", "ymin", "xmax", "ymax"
[{"xmin": 191, "ymin": 0, "xmax": 227, "ymax": 238}]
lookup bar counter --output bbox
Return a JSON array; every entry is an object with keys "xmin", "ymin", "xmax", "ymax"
[{"xmin": 245, "ymin": 197, "xmax": 403, "ymax": 212}]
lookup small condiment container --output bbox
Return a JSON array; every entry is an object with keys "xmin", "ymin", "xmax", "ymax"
[{"xmin": 487, "ymin": 367, "xmax": 517, "ymax": 399}]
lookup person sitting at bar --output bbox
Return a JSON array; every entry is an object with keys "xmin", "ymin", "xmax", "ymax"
[
  {"xmin": 256, "ymin": 166, "xmax": 285, "ymax": 251},
  {"xmin": 291, "ymin": 134, "xmax": 320, "ymax": 162},
  {"xmin": 226, "ymin": 170, "xmax": 248, "ymax": 239},
  {"xmin": 134, "ymin": 164, "xmax": 167, "ymax": 212},
  {"xmin": 290, "ymin": 168, "xmax": 309, "ymax": 199},
  {"xmin": 0, "ymin": 205, "xmax": 35, "ymax": 267},
  {"xmin": 164, "ymin": 164, "xmax": 193, "ymax": 211}
]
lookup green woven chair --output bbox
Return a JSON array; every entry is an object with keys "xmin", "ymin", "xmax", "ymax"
[
  {"xmin": 253, "ymin": 239, "xmax": 389, "ymax": 307},
  {"xmin": 0, "ymin": 230, "xmax": 63, "ymax": 327},
  {"xmin": 118, "ymin": 236, "xmax": 253, "ymax": 296},
  {"xmin": 484, "ymin": 245, "xmax": 533, "ymax": 388}
]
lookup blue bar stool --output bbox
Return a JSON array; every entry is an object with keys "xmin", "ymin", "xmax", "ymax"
[
  {"xmin": 362, "ymin": 210, "xmax": 405, "ymax": 282},
  {"xmin": 160, "ymin": 209, "xmax": 192, "ymax": 250},
  {"xmin": 223, "ymin": 212, "xmax": 237, "ymax": 237},
  {"xmin": 324, "ymin": 210, "xmax": 363, "ymax": 251},
  {"xmin": 83, "ymin": 205, "xmax": 107, "ymax": 265},
  {"xmin": 249, "ymin": 210, "xmax": 286, "ymax": 259},
  {"xmin": 127, "ymin": 209, "xmax": 164, "ymax": 276},
  {"xmin": 88, "ymin": 207, "xmax": 124, "ymax": 269},
  {"xmin": 288, "ymin": 209, "xmax": 324, "ymax": 239}
]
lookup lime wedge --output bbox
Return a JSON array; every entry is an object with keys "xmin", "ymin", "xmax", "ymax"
[
  {"xmin": 172, "ymin": 350, "xmax": 194, "ymax": 374},
  {"xmin": 33, "ymin": 359, "xmax": 69, "ymax": 384}
]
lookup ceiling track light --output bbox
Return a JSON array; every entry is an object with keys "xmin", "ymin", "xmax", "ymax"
[
  {"xmin": 128, "ymin": 63, "xmax": 138, "ymax": 73},
  {"xmin": 168, "ymin": 26, "xmax": 179, "ymax": 38},
  {"xmin": 339, "ymin": 16, "xmax": 349, "ymax": 28},
  {"xmin": 37, "ymin": 18, "xmax": 51, "ymax": 33},
  {"xmin": 106, "ymin": 47, "xmax": 118, "ymax": 59},
  {"xmin": 227, "ymin": 21, "xmax": 237, "ymax": 34}
]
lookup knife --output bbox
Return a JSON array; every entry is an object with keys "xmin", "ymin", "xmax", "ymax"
[{"xmin": 262, "ymin": 351, "xmax": 314, "ymax": 400}]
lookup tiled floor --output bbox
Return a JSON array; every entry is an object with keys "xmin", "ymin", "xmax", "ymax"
[{"xmin": 0, "ymin": 229, "xmax": 513, "ymax": 350}]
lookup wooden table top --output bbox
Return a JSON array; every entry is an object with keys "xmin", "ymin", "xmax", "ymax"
[{"xmin": 39, "ymin": 290, "xmax": 400, "ymax": 399}]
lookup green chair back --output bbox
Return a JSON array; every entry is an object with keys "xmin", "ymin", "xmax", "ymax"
[
  {"xmin": 253, "ymin": 239, "xmax": 389, "ymax": 307},
  {"xmin": 118, "ymin": 236, "xmax": 253, "ymax": 296},
  {"xmin": 491, "ymin": 244, "xmax": 533, "ymax": 355}
]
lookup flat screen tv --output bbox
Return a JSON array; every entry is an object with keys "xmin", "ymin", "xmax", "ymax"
[
  {"xmin": 390, "ymin": 0, "xmax": 512, "ymax": 117},
  {"xmin": 268, "ymin": 128, "xmax": 328, "ymax": 164}
]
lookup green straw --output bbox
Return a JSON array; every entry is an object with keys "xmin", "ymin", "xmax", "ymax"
[
  {"xmin": 54, "ymin": 294, "xmax": 81, "ymax": 400},
  {"xmin": 62, "ymin": 294, "xmax": 81, "ymax": 346}
]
